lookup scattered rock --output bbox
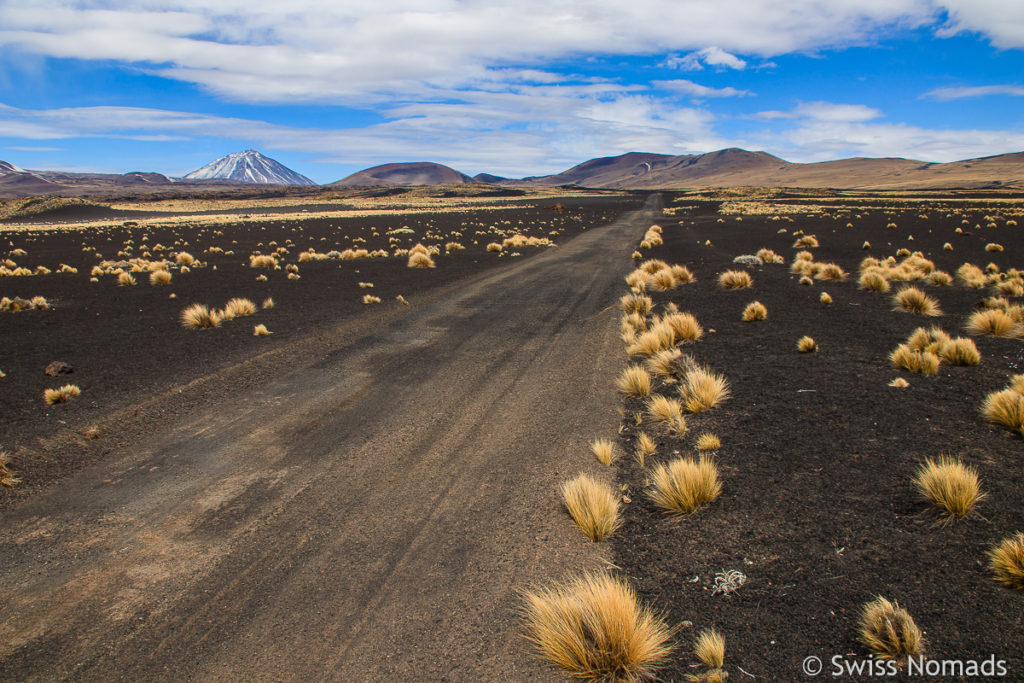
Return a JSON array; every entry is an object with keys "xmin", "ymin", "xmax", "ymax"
[{"xmin": 45, "ymin": 361, "xmax": 73, "ymax": 377}]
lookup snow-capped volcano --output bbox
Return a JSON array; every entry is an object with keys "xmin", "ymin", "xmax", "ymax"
[{"xmin": 184, "ymin": 150, "xmax": 316, "ymax": 186}]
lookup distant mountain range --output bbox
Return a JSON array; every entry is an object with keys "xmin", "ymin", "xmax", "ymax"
[
  {"xmin": 184, "ymin": 150, "xmax": 316, "ymax": 186},
  {"xmin": 1, "ymin": 148, "xmax": 1022, "ymax": 198}
]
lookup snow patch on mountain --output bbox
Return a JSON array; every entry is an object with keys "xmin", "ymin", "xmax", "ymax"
[{"xmin": 184, "ymin": 150, "xmax": 316, "ymax": 186}]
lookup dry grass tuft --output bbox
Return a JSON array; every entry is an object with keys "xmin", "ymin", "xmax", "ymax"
[
  {"xmin": 695, "ymin": 433, "xmax": 721, "ymax": 451},
  {"xmin": 249, "ymin": 254, "xmax": 278, "ymax": 268},
  {"xmin": 648, "ymin": 455, "xmax": 721, "ymax": 515},
  {"xmin": 718, "ymin": 270, "xmax": 752, "ymax": 289},
  {"xmin": 893, "ymin": 287, "xmax": 942, "ymax": 316},
  {"xmin": 522, "ymin": 573, "xmax": 676, "ymax": 681},
  {"xmin": 223, "ymin": 297, "xmax": 257, "ymax": 319},
  {"xmin": 819, "ymin": 291, "xmax": 833, "ymax": 304},
  {"xmin": 407, "ymin": 251, "xmax": 436, "ymax": 268},
  {"xmin": 617, "ymin": 364, "xmax": 653, "ymax": 397},
  {"xmin": 966, "ymin": 309, "xmax": 1021, "ymax": 337},
  {"xmin": 180, "ymin": 303, "xmax": 220, "ymax": 329},
  {"xmin": 591, "ymin": 438, "xmax": 617, "ymax": 466},
  {"xmin": 981, "ymin": 388, "xmax": 1024, "ymax": 433},
  {"xmin": 797, "ymin": 336, "xmax": 817, "ymax": 353},
  {"xmin": 889, "ymin": 377, "xmax": 910, "ymax": 388},
  {"xmin": 253, "ymin": 324, "xmax": 272, "ymax": 336},
  {"xmin": 627, "ymin": 324, "xmax": 676, "ymax": 357},
  {"xmin": 859, "ymin": 271, "xmax": 890, "ymax": 292},
  {"xmin": 694, "ymin": 629, "xmax": 725, "ymax": 668},
  {"xmin": 940, "ymin": 337, "xmax": 980, "ymax": 366},
  {"xmin": 363, "ymin": 294, "xmax": 382, "ymax": 304},
  {"xmin": 261, "ymin": 297, "xmax": 274, "ymax": 309},
  {"xmin": 646, "ymin": 395, "xmax": 685, "ymax": 432},
  {"xmin": 889, "ymin": 344, "xmax": 940, "ymax": 375},
  {"xmin": 149, "ymin": 269, "xmax": 172, "ymax": 285},
  {"xmin": 0, "ymin": 449, "xmax": 19, "ymax": 487},
  {"xmin": 741, "ymin": 301, "xmax": 767, "ymax": 321},
  {"xmin": 561, "ymin": 474, "xmax": 621, "ymax": 542},
  {"xmin": 988, "ymin": 533, "xmax": 1024, "ymax": 591},
  {"xmin": 914, "ymin": 456, "xmax": 984, "ymax": 521},
  {"xmin": 44, "ymin": 384, "xmax": 81, "ymax": 405},
  {"xmin": 621, "ymin": 293, "xmax": 653, "ymax": 316},
  {"xmin": 680, "ymin": 366, "xmax": 731, "ymax": 413},
  {"xmin": 986, "ymin": 243, "xmax": 1004, "ymax": 252},
  {"xmin": 663, "ymin": 312, "xmax": 703, "ymax": 342},
  {"xmin": 117, "ymin": 271, "xmax": 136, "ymax": 286},
  {"xmin": 635, "ymin": 432, "xmax": 657, "ymax": 466},
  {"xmin": 645, "ymin": 348, "xmax": 682, "ymax": 379},
  {"xmin": 858, "ymin": 597, "xmax": 924, "ymax": 662}
]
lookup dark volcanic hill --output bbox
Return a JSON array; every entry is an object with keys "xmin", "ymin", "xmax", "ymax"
[{"xmin": 330, "ymin": 162, "xmax": 473, "ymax": 187}]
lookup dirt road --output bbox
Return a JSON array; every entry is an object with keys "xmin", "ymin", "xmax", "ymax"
[{"xmin": 0, "ymin": 196, "xmax": 659, "ymax": 681}]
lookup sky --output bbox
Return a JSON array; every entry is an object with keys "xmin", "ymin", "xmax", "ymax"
[{"xmin": 0, "ymin": 1, "xmax": 1022, "ymax": 184}]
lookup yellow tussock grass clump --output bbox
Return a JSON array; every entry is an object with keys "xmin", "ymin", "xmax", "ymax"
[
  {"xmin": 966, "ymin": 309, "xmax": 1021, "ymax": 337},
  {"xmin": 893, "ymin": 287, "xmax": 942, "ymax": 316},
  {"xmin": 0, "ymin": 449, "xmax": 19, "ymax": 487},
  {"xmin": 561, "ymin": 473, "xmax": 621, "ymax": 542},
  {"xmin": 591, "ymin": 438, "xmax": 616, "ymax": 466},
  {"xmin": 820, "ymin": 291, "xmax": 833, "ymax": 304},
  {"xmin": 44, "ymin": 384, "xmax": 81, "ymax": 405},
  {"xmin": 742, "ymin": 301, "xmax": 766, "ymax": 321},
  {"xmin": 645, "ymin": 347, "xmax": 682, "ymax": 379},
  {"xmin": 261, "ymin": 297, "xmax": 274, "ymax": 309},
  {"xmin": 680, "ymin": 366, "xmax": 730, "ymax": 413},
  {"xmin": 407, "ymin": 251, "xmax": 436, "ymax": 268},
  {"xmin": 149, "ymin": 269, "xmax": 171, "ymax": 285},
  {"xmin": 858, "ymin": 597, "xmax": 924, "ymax": 662},
  {"xmin": 522, "ymin": 573, "xmax": 676, "ymax": 681},
  {"xmin": 627, "ymin": 324, "xmax": 676, "ymax": 357},
  {"xmin": 181, "ymin": 303, "xmax": 220, "ymax": 329},
  {"xmin": 117, "ymin": 271, "xmax": 136, "ymax": 286},
  {"xmin": 222, "ymin": 297, "xmax": 257, "ymax": 320},
  {"xmin": 253, "ymin": 324, "xmax": 272, "ymax": 336},
  {"xmin": 981, "ymin": 387, "xmax": 1024, "ymax": 434},
  {"xmin": 663, "ymin": 312, "xmax": 702, "ymax": 342},
  {"xmin": 617, "ymin": 364, "xmax": 652, "ymax": 397},
  {"xmin": 797, "ymin": 336, "xmax": 817, "ymax": 353},
  {"xmin": 859, "ymin": 271, "xmax": 890, "ymax": 292},
  {"xmin": 988, "ymin": 533, "xmax": 1024, "ymax": 591},
  {"xmin": 694, "ymin": 629, "xmax": 725, "ymax": 668},
  {"xmin": 363, "ymin": 294, "xmax": 382, "ymax": 304},
  {"xmin": 621, "ymin": 293, "xmax": 653, "ymax": 316},
  {"xmin": 648, "ymin": 455, "xmax": 720, "ymax": 515},
  {"xmin": 718, "ymin": 270, "xmax": 752, "ymax": 289},
  {"xmin": 696, "ymin": 433, "xmax": 721, "ymax": 451},
  {"xmin": 249, "ymin": 254, "xmax": 277, "ymax": 268},
  {"xmin": 646, "ymin": 395, "xmax": 685, "ymax": 434},
  {"xmin": 889, "ymin": 344, "xmax": 940, "ymax": 375},
  {"xmin": 635, "ymin": 432, "xmax": 656, "ymax": 466},
  {"xmin": 889, "ymin": 377, "xmax": 910, "ymax": 388},
  {"xmin": 914, "ymin": 456, "xmax": 984, "ymax": 522}
]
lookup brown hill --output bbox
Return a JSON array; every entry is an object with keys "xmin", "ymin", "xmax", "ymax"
[
  {"xmin": 517, "ymin": 148, "xmax": 1024, "ymax": 190},
  {"xmin": 330, "ymin": 162, "xmax": 473, "ymax": 187}
]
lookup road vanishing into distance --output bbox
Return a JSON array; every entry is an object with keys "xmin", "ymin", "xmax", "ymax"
[{"xmin": 1, "ymin": 196, "xmax": 659, "ymax": 681}]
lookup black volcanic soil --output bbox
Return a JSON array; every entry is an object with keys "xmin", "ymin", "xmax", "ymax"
[
  {"xmin": 612, "ymin": 196, "xmax": 1024, "ymax": 681},
  {"xmin": 0, "ymin": 194, "xmax": 642, "ymax": 506}
]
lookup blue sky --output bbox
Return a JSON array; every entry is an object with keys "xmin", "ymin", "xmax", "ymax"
[{"xmin": 0, "ymin": 1, "xmax": 1022, "ymax": 183}]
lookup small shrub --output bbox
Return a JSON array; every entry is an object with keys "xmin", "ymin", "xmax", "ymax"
[
  {"xmin": 648, "ymin": 455, "xmax": 721, "ymax": 515},
  {"xmin": 718, "ymin": 270, "xmax": 752, "ymax": 289},
  {"xmin": 44, "ymin": 384, "xmax": 81, "ymax": 405},
  {"xmin": 988, "ymin": 533, "xmax": 1024, "ymax": 591},
  {"xmin": 591, "ymin": 438, "xmax": 616, "ymax": 466},
  {"xmin": 180, "ymin": 303, "xmax": 220, "ymax": 329},
  {"xmin": 981, "ymin": 388, "xmax": 1024, "ymax": 433},
  {"xmin": 966, "ymin": 309, "xmax": 1021, "ymax": 337},
  {"xmin": 893, "ymin": 287, "xmax": 942, "ymax": 316},
  {"xmin": 797, "ymin": 336, "xmax": 817, "ymax": 353},
  {"xmin": 522, "ymin": 573, "xmax": 676, "ymax": 681},
  {"xmin": 695, "ymin": 432, "xmax": 721, "ymax": 451},
  {"xmin": 635, "ymin": 432, "xmax": 657, "ymax": 466},
  {"xmin": 663, "ymin": 312, "xmax": 703, "ymax": 342},
  {"xmin": 859, "ymin": 271, "xmax": 890, "ymax": 292},
  {"xmin": 914, "ymin": 456, "xmax": 985, "ymax": 521},
  {"xmin": 149, "ymin": 269, "xmax": 171, "ymax": 285},
  {"xmin": 694, "ymin": 629, "xmax": 725, "ymax": 668},
  {"xmin": 742, "ymin": 301, "xmax": 767, "ymax": 321},
  {"xmin": 561, "ymin": 473, "xmax": 621, "ymax": 541},
  {"xmin": 857, "ymin": 597, "xmax": 924, "ymax": 662},
  {"xmin": 617, "ymin": 364, "xmax": 652, "ymax": 397},
  {"xmin": 680, "ymin": 366, "xmax": 730, "ymax": 413}
]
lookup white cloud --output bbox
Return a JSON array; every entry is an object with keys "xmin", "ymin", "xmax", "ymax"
[
  {"xmin": 937, "ymin": 0, "xmax": 1024, "ymax": 49},
  {"xmin": 654, "ymin": 79, "xmax": 752, "ymax": 97},
  {"xmin": 666, "ymin": 47, "xmax": 748, "ymax": 71},
  {"xmin": 923, "ymin": 84, "xmax": 1024, "ymax": 100},
  {"xmin": 747, "ymin": 100, "xmax": 1024, "ymax": 162},
  {"xmin": 5, "ymin": 145, "xmax": 63, "ymax": 151},
  {"xmin": 0, "ymin": 1, "xmax": 941, "ymax": 103}
]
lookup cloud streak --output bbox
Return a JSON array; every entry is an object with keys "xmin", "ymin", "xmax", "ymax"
[{"xmin": 922, "ymin": 84, "xmax": 1024, "ymax": 100}]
